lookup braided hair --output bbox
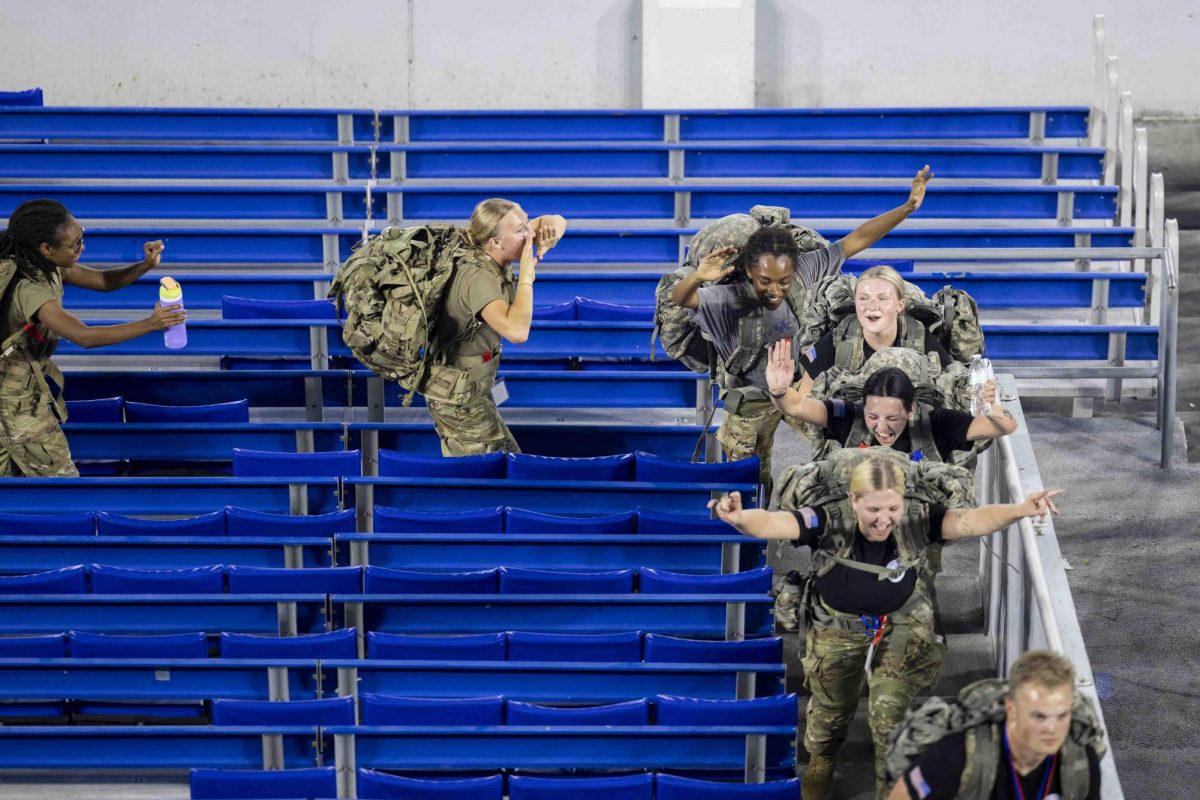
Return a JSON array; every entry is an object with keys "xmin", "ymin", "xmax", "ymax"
[
  {"xmin": 0, "ymin": 199, "xmax": 73, "ymax": 284},
  {"xmin": 742, "ymin": 224, "xmax": 801, "ymax": 276}
]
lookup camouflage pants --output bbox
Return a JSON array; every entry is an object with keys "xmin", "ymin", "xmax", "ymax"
[
  {"xmin": 426, "ymin": 394, "xmax": 520, "ymax": 457},
  {"xmin": 717, "ymin": 399, "xmax": 806, "ymax": 497},
  {"xmin": 0, "ymin": 360, "xmax": 78, "ymax": 478},
  {"xmin": 800, "ymin": 598, "xmax": 945, "ymax": 785}
]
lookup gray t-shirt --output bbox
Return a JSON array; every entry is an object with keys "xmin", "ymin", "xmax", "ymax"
[{"xmin": 693, "ymin": 241, "xmax": 845, "ymax": 390}]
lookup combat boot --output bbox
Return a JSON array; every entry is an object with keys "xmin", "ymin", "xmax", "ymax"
[{"xmin": 802, "ymin": 754, "xmax": 835, "ymax": 799}]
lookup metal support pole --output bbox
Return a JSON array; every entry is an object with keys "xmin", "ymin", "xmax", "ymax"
[
  {"xmin": 1028, "ymin": 111, "xmax": 1046, "ymax": 145},
  {"xmin": 1056, "ymin": 191, "xmax": 1075, "ymax": 226},
  {"xmin": 669, "ymin": 149, "xmax": 685, "ymax": 184},
  {"xmin": 1102, "ymin": 58, "xmax": 1119, "ymax": 186},
  {"xmin": 304, "ymin": 377, "xmax": 325, "ymax": 423},
  {"xmin": 663, "ymin": 113, "xmax": 680, "ymax": 143},
  {"xmin": 1149, "ymin": 174, "xmax": 1166, "ymax": 326},
  {"xmin": 1118, "ymin": 93, "xmax": 1134, "ymax": 228},
  {"xmin": 1134, "ymin": 128, "xmax": 1149, "ymax": 288},
  {"xmin": 335, "ymin": 733, "xmax": 356, "ymax": 798},
  {"xmin": 674, "ymin": 190, "xmax": 691, "ymax": 225},
  {"xmin": 336, "ymin": 114, "xmax": 354, "ymax": 145},
  {"xmin": 1088, "ymin": 15, "xmax": 1107, "ymax": 146},
  {"xmin": 1160, "ymin": 220, "xmax": 1180, "ymax": 469}
]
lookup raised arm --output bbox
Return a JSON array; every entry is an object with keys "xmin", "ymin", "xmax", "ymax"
[
  {"xmin": 941, "ymin": 489, "xmax": 1062, "ymax": 542},
  {"xmin": 34, "ymin": 298, "xmax": 185, "ymax": 350},
  {"xmin": 530, "ymin": 215, "xmax": 568, "ymax": 258},
  {"xmin": 707, "ymin": 491, "xmax": 803, "ymax": 540},
  {"xmin": 838, "ymin": 166, "xmax": 933, "ymax": 259},
  {"xmin": 965, "ymin": 378, "xmax": 1019, "ymax": 440},
  {"xmin": 765, "ymin": 339, "xmax": 828, "ymax": 423},
  {"xmin": 61, "ymin": 240, "xmax": 164, "ymax": 293},
  {"xmin": 480, "ymin": 237, "xmax": 538, "ymax": 345},
  {"xmin": 671, "ymin": 246, "xmax": 737, "ymax": 310}
]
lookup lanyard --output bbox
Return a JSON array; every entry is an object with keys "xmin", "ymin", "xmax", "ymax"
[{"xmin": 1003, "ymin": 728, "xmax": 1058, "ymax": 800}]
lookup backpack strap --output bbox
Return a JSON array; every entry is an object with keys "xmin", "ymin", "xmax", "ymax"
[
  {"xmin": 899, "ymin": 315, "xmax": 928, "ymax": 352},
  {"xmin": 723, "ymin": 281, "xmax": 767, "ymax": 379},
  {"xmin": 908, "ymin": 404, "xmax": 942, "ymax": 463},
  {"xmin": 960, "ymin": 723, "xmax": 1002, "ymax": 799},
  {"xmin": 1059, "ymin": 736, "xmax": 1093, "ymax": 800},
  {"xmin": 832, "ymin": 316, "xmax": 866, "ymax": 371}
]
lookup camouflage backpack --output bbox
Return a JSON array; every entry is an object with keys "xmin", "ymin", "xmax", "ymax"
[
  {"xmin": 777, "ymin": 446, "xmax": 975, "ymax": 583},
  {"xmin": 885, "ymin": 677, "xmax": 1107, "ymax": 799},
  {"xmin": 796, "ymin": 274, "xmax": 984, "ymax": 370},
  {"xmin": 328, "ymin": 224, "xmax": 466, "ymax": 404},
  {"xmin": 805, "ymin": 346, "xmax": 986, "ymax": 467},
  {"xmin": 653, "ymin": 206, "xmax": 829, "ymax": 374}
]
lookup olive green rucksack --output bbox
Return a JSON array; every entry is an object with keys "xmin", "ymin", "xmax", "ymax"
[
  {"xmin": 653, "ymin": 206, "xmax": 829, "ymax": 374},
  {"xmin": 328, "ymin": 225, "xmax": 467, "ymax": 404},
  {"xmin": 885, "ymin": 678, "xmax": 1107, "ymax": 799}
]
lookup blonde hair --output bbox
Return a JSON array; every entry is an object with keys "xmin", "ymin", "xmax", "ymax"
[
  {"xmin": 463, "ymin": 198, "xmax": 518, "ymax": 249},
  {"xmin": 848, "ymin": 456, "xmax": 906, "ymax": 498},
  {"xmin": 856, "ymin": 265, "xmax": 907, "ymax": 304},
  {"xmin": 1007, "ymin": 650, "xmax": 1075, "ymax": 700}
]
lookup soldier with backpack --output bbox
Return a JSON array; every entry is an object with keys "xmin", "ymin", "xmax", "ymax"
[
  {"xmin": 0, "ymin": 199, "xmax": 186, "ymax": 477},
  {"xmin": 331, "ymin": 198, "xmax": 566, "ymax": 456},
  {"xmin": 766, "ymin": 343, "xmax": 1016, "ymax": 465},
  {"xmin": 668, "ymin": 166, "xmax": 934, "ymax": 490},
  {"xmin": 707, "ymin": 449, "xmax": 1062, "ymax": 799},
  {"xmin": 886, "ymin": 649, "xmax": 1103, "ymax": 800}
]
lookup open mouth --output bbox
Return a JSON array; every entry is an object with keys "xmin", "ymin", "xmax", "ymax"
[{"xmin": 864, "ymin": 313, "xmax": 883, "ymax": 324}]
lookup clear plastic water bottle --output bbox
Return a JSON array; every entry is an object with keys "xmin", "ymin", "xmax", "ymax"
[
  {"xmin": 159, "ymin": 276, "xmax": 187, "ymax": 350},
  {"xmin": 968, "ymin": 354, "xmax": 993, "ymax": 417}
]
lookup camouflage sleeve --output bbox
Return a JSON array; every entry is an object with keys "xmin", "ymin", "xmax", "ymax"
[
  {"xmin": 902, "ymin": 730, "xmax": 966, "ymax": 798},
  {"xmin": 794, "ymin": 240, "xmax": 846, "ymax": 288},
  {"xmin": 13, "ymin": 278, "xmax": 61, "ymax": 324},
  {"xmin": 460, "ymin": 268, "xmax": 506, "ymax": 318}
]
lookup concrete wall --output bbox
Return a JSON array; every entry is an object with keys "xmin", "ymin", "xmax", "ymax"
[{"xmin": 2, "ymin": 0, "xmax": 1197, "ymax": 114}]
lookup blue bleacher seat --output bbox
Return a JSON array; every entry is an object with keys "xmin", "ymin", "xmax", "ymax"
[
  {"xmin": 0, "ymin": 512, "xmax": 96, "ymax": 536},
  {"xmin": 509, "ymin": 773, "xmax": 654, "ymax": 800},
  {"xmin": 576, "ymin": 298, "xmax": 654, "ymax": 322},
  {"xmin": 506, "ymin": 631, "xmax": 643, "ymax": 662},
  {"xmin": 378, "ymin": 450, "xmax": 506, "ymax": 479},
  {"xmin": 211, "ymin": 696, "xmax": 355, "ymax": 725},
  {"xmin": 533, "ymin": 300, "xmax": 578, "ymax": 320},
  {"xmin": 65, "ymin": 396, "xmax": 123, "ymax": 422},
  {"xmin": 220, "ymin": 628, "xmax": 358, "ymax": 659},
  {"xmin": 190, "ymin": 766, "xmax": 338, "ymax": 800},
  {"xmin": 68, "ymin": 631, "xmax": 208, "ymax": 658},
  {"xmin": 639, "ymin": 566, "xmax": 772, "ymax": 594},
  {"xmin": 0, "ymin": 634, "xmax": 68, "ymax": 657},
  {"xmin": 226, "ymin": 505, "xmax": 355, "ymax": 537},
  {"xmin": 643, "ymin": 634, "xmax": 783, "ymax": 665},
  {"xmin": 367, "ymin": 632, "xmax": 507, "ymax": 661},
  {"xmin": 124, "ymin": 399, "xmax": 250, "ymax": 423},
  {"xmin": 655, "ymin": 774, "xmax": 801, "ymax": 800},
  {"xmin": 0, "ymin": 565, "xmax": 87, "ymax": 593},
  {"xmin": 227, "ymin": 564, "xmax": 363, "ymax": 594},
  {"xmin": 499, "ymin": 567, "xmax": 635, "ymax": 594},
  {"xmin": 221, "ymin": 295, "xmax": 336, "ymax": 320},
  {"xmin": 88, "ymin": 564, "xmax": 224, "ymax": 594},
  {"xmin": 654, "ymin": 694, "xmax": 796, "ymax": 726},
  {"xmin": 365, "ymin": 566, "xmax": 499, "ymax": 594},
  {"xmin": 361, "ymin": 694, "xmax": 504, "ymax": 726},
  {"xmin": 636, "ymin": 509, "xmax": 728, "ymax": 535},
  {"xmin": 506, "ymin": 698, "xmax": 650, "ymax": 725},
  {"xmin": 374, "ymin": 505, "xmax": 505, "ymax": 533},
  {"xmin": 357, "ymin": 770, "xmax": 504, "ymax": 800},
  {"xmin": 504, "ymin": 507, "xmax": 637, "ymax": 534},
  {"xmin": 232, "ymin": 448, "xmax": 360, "ymax": 478},
  {"xmin": 634, "ymin": 452, "xmax": 760, "ymax": 484},
  {"xmin": 506, "ymin": 453, "xmax": 634, "ymax": 481},
  {"xmin": 96, "ymin": 510, "xmax": 227, "ymax": 537}
]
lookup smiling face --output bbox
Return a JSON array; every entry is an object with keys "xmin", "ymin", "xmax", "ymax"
[
  {"xmin": 849, "ymin": 488, "xmax": 905, "ymax": 542},
  {"xmin": 855, "ymin": 277, "xmax": 903, "ymax": 340},
  {"xmin": 36, "ymin": 216, "xmax": 85, "ymax": 269},
  {"xmin": 1005, "ymin": 681, "xmax": 1074, "ymax": 763},
  {"xmin": 748, "ymin": 254, "xmax": 793, "ymax": 310},
  {"xmin": 863, "ymin": 395, "xmax": 913, "ymax": 448},
  {"xmin": 487, "ymin": 206, "xmax": 532, "ymax": 264}
]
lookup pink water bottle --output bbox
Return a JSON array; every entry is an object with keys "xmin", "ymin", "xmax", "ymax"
[{"xmin": 159, "ymin": 276, "xmax": 188, "ymax": 350}]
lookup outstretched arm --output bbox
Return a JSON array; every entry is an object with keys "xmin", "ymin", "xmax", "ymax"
[
  {"xmin": 34, "ymin": 299, "xmax": 185, "ymax": 350},
  {"xmin": 765, "ymin": 339, "xmax": 828, "ymax": 423},
  {"xmin": 838, "ymin": 166, "xmax": 933, "ymax": 258},
  {"xmin": 941, "ymin": 489, "xmax": 1062, "ymax": 542},
  {"xmin": 671, "ymin": 245, "xmax": 737, "ymax": 310},
  {"xmin": 62, "ymin": 240, "xmax": 165, "ymax": 293},
  {"xmin": 708, "ymin": 491, "xmax": 803, "ymax": 540}
]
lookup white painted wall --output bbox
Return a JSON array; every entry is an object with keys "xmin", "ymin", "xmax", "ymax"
[
  {"xmin": 642, "ymin": 0, "xmax": 756, "ymax": 108},
  {"xmin": 2, "ymin": 0, "xmax": 1198, "ymax": 114}
]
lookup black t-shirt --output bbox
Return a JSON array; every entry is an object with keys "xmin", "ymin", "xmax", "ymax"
[
  {"xmin": 903, "ymin": 730, "xmax": 1102, "ymax": 800},
  {"xmin": 789, "ymin": 505, "xmax": 945, "ymax": 616},
  {"xmin": 823, "ymin": 400, "xmax": 974, "ymax": 461},
  {"xmin": 800, "ymin": 327, "xmax": 953, "ymax": 379}
]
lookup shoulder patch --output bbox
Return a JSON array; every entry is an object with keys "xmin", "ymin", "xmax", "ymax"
[
  {"xmin": 907, "ymin": 765, "xmax": 932, "ymax": 799},
  {"xmin": 797, "ymin": 506, "xmax": 819, "ymax": 529},
  {"xmin": 802, "ymin": 344, "xmax": 818, "ymax": 363},
  {"xmin": 829, "ymin": 398, "xmax": 847, "ymax": 418}
]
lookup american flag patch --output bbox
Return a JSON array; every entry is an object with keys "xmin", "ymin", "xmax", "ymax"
[
  {"xmin": 803, "ymin": 345, "xmax": 818, "ymax": 363},
  {"xmin": 908, "ymin": 766, "xmax": 932, "ymax": 799},
  {"xmin": 798, "ymin": 506, "xmax": 819, "ymax": 529},
  {"xmin": 830, "ymin": 398, "xmax": 847, "ymax": 418}
]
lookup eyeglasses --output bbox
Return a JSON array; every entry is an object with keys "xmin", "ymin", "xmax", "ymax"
[{"xmin": 59, "ymin": 233, "xmax": 85, "ymax": 253}]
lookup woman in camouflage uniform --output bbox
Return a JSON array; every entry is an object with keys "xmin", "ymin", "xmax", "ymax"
[
  {"xmin": 0, "ymin": 199, "xmax": 185, "ymax": 476},
  {"xmin": 421, "ymin": 198, "xmax": 567, "ymax": 456},
  {"xmin": 709, "ymin": 455, "xmax": 1061, "ymax": 799}
]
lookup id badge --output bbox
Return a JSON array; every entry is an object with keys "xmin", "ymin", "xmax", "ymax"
[{"xmin": 491, "ymin": 377, "xmax": 510, "ymax": 406}]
